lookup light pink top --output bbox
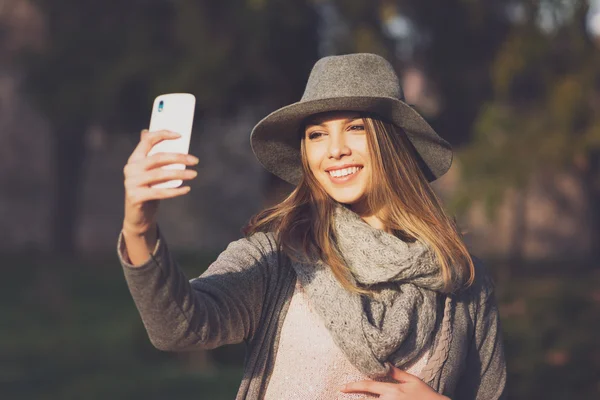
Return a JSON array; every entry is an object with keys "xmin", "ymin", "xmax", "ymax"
[{"xmin": 264, "ymin": 279, "xmax": 431, "ymax": 400}]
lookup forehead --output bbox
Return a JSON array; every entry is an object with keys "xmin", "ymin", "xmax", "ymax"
[{"xmin": 304, "ymin": 110, "xmax": 363, "ymax": 127}]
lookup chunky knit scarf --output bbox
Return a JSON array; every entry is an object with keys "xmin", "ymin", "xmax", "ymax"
[{"xmin": 290, "ymin": 203, "xmax": 451, "ymax": 380}]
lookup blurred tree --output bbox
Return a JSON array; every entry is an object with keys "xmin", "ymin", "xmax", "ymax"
[
  {"xmin": 404, "ymin": 0, "xmax": 511, "ymax": 146},
  {"xmin": 331, "ymin": 0, "xmax": 395, "ymax": 57},
  {"xmin": 18, "ymin": 0, "xmax": 318, "ymax": 255},
  {"xmin": 451, "ymin": 1, "xmax": 600, "ymax": 261}
]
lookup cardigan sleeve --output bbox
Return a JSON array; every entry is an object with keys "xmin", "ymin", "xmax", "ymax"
[
  {"xmin": 454, "ymin": 259, "xmax": 507, "ymax": 400},
  {"xmin": 117, "ymin": 225, "xmax": 277, "ymax": 351}
]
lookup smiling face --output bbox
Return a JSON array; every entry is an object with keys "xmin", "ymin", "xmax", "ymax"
[{"xmin": 302, "ymin": 111, "xmax": 371, "ymax": 212}]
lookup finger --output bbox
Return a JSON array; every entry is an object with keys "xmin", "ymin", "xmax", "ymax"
[
  {"xmin": 123, "ymin": 153, "xmax": 198, "ymax": 184},
  {"xmin": 386, "ymin": 363, "xmax": 418, "ymax": 383},
  {"xmin": 152, "ymin": 186, "xmax": 191, "ymax": 200},
  {"xmin": 140, "ymin": 129, "xmax": 149, "ymax": 140},
  {"xmin": 142, "ymin": 152, "xmax": 199, "ymax": 171},
  {"xmin": 133, "ymin": 168, "xmax": 198, "ymax": 188},
  {"xmin": 341, "ymin": 380, "xmax": 396, "ymax": 395},
  {"xmin": 129, "ymin": 130, "xmax": 181, "ymax": 163},
  {"xmin": 133, "ymin": 185, "xmax": 192, "ymax": 204}
]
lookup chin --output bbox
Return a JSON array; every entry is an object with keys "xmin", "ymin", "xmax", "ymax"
[
  {"xmin": 326, "ymin": 188, "xmax": 367, "ymax": 206},
  {"xmin": 333, "ymin": 196, "xmax": 363, "ymax": 205},
  {"xmin": 314, "ymin": 173, "xmax": 368, "ymax": 207}
]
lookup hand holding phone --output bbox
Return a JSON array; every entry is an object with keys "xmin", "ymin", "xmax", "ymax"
[{"xmin": 147, "ymin": 93, "xmax": 196, "ymax": 188}]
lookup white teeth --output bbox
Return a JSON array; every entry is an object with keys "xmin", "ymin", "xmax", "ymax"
[{"xmin": 328, "ymin": 166, "xmax": 361, "ymax": 178}]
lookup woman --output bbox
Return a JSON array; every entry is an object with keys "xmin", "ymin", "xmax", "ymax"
[{"xmin": 118, "ymin": 53, "xmax": 506, "ymax": 399}]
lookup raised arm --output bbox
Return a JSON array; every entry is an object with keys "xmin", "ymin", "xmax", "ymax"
[
  {"xmin": 118, "ymin": 225, "xmax": 278, "ymax": 351},
  {"xmin": 118, "ymin": 128, "xmax": 278, "ymax": 351}
]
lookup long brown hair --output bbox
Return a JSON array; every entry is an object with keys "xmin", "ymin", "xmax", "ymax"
[{"xmin": 243, "ymin": 114, "xmax": 474, "ymax": 296}]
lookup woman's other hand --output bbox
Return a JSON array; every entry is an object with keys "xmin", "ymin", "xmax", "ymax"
[{"xmin": 340, "ymin": 363, "xmax": 450, "ymax": 400}]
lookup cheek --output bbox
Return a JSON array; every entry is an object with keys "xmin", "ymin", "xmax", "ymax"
[
  {"xmin": 354, "ymin": 138, "xmax": 370, "ymax": 162},
  {"xmin": 304, "ymin": 144, "xmax": 324, "ymax": 174}
]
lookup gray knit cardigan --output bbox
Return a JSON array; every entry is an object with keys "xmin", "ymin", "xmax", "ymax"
[{"xmin": 117, "ymin": 227, "xmax": 507, "ymax": 399}]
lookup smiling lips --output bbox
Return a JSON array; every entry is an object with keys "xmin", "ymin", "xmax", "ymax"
[
  {"xmin": 326, "ymin": 165, "xmax": 363, "ymax": 182},
  {"xmin": 328, "ymin": 166, "xmax": 361, "ymax": 177}
]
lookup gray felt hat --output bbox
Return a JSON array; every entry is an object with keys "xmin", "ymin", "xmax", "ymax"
[{"xmin": 250, "ymin": 53, "xmax": 453, "ymax": 185}]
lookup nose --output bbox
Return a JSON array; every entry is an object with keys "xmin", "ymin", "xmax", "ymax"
[{"xmin": 327, "ymin": 131, "xmax": 351, "ymax": 159}]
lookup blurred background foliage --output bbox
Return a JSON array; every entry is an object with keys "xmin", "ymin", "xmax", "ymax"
[
  {"xmin": 453, "ymin": 2, "xmax": 600, "ymax": 247},
  {"xmin": 2, "ymin": 0, "xmax": 600, "ymax": 398}
]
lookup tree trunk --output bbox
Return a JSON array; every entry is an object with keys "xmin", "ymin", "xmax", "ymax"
[
  {"xmin": 507, "ymin": 187, "xmax": 527, "ymax": 278},
  {"xmin": 50, "ymin": 122, "xmax": 87, "ymax": 256},
  {"xmin": 579, "ymin": 152, "xmax": 600, "ymax": 261}
]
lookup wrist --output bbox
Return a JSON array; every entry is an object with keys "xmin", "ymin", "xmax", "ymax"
[
  {"xmin": 122, "ymin": 223, "xmax": 159, "ymax": 252},
  {"xmin": 120, "ymin": 223, "xmax": 159, "ymax": 266},
  {"xmin": 122, "ymin": 222, "xmax": 157, "ymax": 238}
]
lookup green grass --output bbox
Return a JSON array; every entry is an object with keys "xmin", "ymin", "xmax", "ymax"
[
  {"xmin": 0, "ymin": 251, "xmax": 244, "ymax": 400},
  {"xmin": 1, "ymin": 252, "xmax": 599, "ymax": 399}
]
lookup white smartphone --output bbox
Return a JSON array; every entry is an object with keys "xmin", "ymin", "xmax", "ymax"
[{"xmin": 147, "ymin": 93, "xmax": 196, "ymax": 189}]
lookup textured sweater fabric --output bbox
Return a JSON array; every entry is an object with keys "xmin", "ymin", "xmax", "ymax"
[
  {"xmin": 117, "ymin": 226, "xmax": 507, "ymax": 399},
  {"xmin": 263, "ymin": 278, "xmax": 431, "ymax": 399}
]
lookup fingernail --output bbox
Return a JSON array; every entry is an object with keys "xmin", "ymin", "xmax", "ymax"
[
  {"xmin": 187, "ymin": 155, "xmax": 199, "ymax": 163},
  {"xmin": 169, "ymin": 131, "xmax": 181, "ymax": 137}
]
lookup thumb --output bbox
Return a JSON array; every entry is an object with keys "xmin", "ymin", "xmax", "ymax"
[{"xmin": 386, "ymin": 362, "xmax": 418, "ymax": 383}]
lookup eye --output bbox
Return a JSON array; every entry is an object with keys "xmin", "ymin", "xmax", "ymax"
[
  {"xmin": 349, "ymin": 124, "xmax": 365, "ymax": 131},
  {"xmin": 307, "ymin": 131, "xmax": 324, "ymax": 140}
]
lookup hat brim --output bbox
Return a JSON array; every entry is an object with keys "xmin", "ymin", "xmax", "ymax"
[{"xmin": 250, "ymin": 96, "xmax": 452, "ymax": 185}]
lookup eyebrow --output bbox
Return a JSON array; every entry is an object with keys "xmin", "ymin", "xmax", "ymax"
[{"xmin": 305, "ymin": 116, "xmax": 362, "ymax": 128}]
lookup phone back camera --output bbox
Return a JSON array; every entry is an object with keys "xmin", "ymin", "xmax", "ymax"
[{"xmin": 158, "ymin": 100, "xmax": 164, "ymax": 112}]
